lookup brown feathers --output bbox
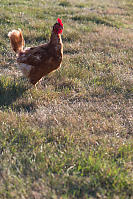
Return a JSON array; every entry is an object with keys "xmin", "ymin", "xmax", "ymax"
[
  {"xmin": 8, "ymin": 19, "xmax": 63, "ymax": 85},
  {"xmin": 8, "ymin": 29, "xmax": 24, "ymax": 53}
]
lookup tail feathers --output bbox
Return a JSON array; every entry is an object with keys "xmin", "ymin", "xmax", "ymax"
[{"xmin": 8, "ymin": 29, "xmax": 24, "ymax": 54}]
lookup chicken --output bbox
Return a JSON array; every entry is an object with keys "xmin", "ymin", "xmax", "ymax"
[{"xmin": 8, "ymin": 18, "xmax": 63, "ymax": 85}]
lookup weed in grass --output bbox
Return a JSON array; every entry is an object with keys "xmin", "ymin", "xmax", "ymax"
[{"xmin": 59, "ymin": 1, "xmax": 71, "ymax": 7}]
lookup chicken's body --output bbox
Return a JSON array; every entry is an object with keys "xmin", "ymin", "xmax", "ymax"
[{"xmin": 8, "ymin": 18, "xmax": 63, "ymax": 85}]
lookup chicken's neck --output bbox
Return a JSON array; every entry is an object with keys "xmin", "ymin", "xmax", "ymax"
[{"xmin": 50, "ymin": 32, "xmax": 62, "ymax": 46}]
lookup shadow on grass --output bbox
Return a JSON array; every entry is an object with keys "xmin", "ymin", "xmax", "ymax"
[
  {"xmin": 59, "ymin": 1, "xmax": 71, "ymax": 7},
  {"xmin": 14, "ymin": 102, "xmax": 36, "ymax": 113},
  {"xmin": 24, "ymin": 36, "xmax": 47, "ymax": 45},
  {"xmin": 72, "ymin": 15, "xmax": 122, "ymax": 28},
  {"xmin": 0, "ymin": 77, "xmax": 28, "ymax": 109}
]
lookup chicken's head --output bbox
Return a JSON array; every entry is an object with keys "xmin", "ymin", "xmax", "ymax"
[{"xmin": 53, "ymin": 18, "xmax": 63, "ymax": 34}]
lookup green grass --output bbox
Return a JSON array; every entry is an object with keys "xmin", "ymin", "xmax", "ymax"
[{"xmin": 0, "ymin": 0, "xmax": 133, "ymax": 198}]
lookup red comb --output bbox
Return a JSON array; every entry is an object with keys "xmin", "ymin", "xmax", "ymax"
[{"xmin": 57, "ymin": 18, "xmax": 63, "ymax": 27}]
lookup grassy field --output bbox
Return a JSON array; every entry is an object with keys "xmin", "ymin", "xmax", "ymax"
[{"xmin": 0, "ymin": 0, "xmax": 133, "ymax": 198}]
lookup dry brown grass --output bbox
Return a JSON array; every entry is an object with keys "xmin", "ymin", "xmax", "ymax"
[{"xmin": 0, "ymin": 0, "xmax": 133, "ymax": 198}]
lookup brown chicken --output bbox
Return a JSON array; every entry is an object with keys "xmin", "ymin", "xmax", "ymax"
[{"xmin": 8, "ymin": 18, "xmax": 63, "ymax": 85}]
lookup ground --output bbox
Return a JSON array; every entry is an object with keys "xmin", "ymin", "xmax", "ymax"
[{"xmin": 0, "ymin": 0, "xmax": 133, "ymax": 198}]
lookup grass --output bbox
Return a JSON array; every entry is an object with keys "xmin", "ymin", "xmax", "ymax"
[{"xmin": 0, "ymin": 0, "xmax": 133, "ymax": 198}]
